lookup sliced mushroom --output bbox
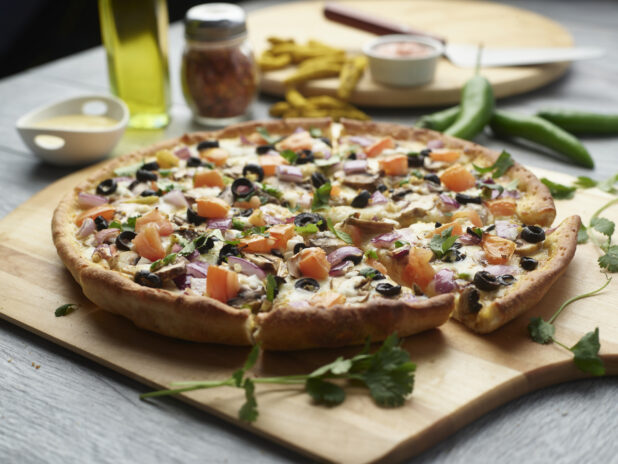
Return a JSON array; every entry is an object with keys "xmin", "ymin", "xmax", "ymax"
[
  {"xmin": 153, "ymin": 260, "xmax": 187, "ymax": 281},
  {"xmin": 514, "ymin": 240, "xmax": 543, "ymax": 256},
  {"xmin": 112, "ymin": 251, "xmax": 140, "ymax": 273},
  {"xmin": 342, "ymin": 173, "xmax": 380, "ymax": 191},
  {"xmin": 397, "ymin": 196, "xmax": 436, "ymax": 222},
  {"xmin": 307, "ymin": 232, "xmax": 347, "ymax": 254},
  {"xmin": 391, "ymin": 188, "xmax": 413, "ymax": 201},
  {"xmin": 287, "ymin": 252, "xmax": 302, "ymax": 279},
  {"xmin": 423, "ymin": 158, "xmax": 449, "ymax": 171},
  {"xmin": 227, "ymin": 287, "xmax": 265, "ymax": 311},
  {"xmin": 343, "ymin": 214, "xmax": 395, "ymax": 233},
  {"xmin": 217, "ymin": 186, "xmax": 234, "ymax": 204},
  {"xmin": 244, "ymin": 253, "xmax": 282, "ymax": 274},
  {"xmin": 175, "ymin": 226, "xmax": 200, "ymax": 241}
]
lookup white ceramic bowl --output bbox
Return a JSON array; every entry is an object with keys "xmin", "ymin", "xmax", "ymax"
[
  {"xmin": 363, "ymin": 35, "xmax": 444, "ymax": 87},
  {"xmin": 16, "ymin": 94, "xmax": 129, "ymax": 166}
]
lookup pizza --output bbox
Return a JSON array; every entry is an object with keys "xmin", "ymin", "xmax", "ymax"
[{"xmin": 52, "ymin": 118, "xmax": 580, "ymax": 350}]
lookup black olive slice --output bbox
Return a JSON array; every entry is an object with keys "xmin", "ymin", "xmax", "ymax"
[
  {"xmin": 128, "ymin": 180, "xmax": 140, "ymax": 191},
  {"xmin": 115, "ymin": 231, "xmax": 137, "ymax": 251},
  {"xmin": 375, "ymin": 282, "xmax": 402, "ymax": 297},
  {"xmin": 424, "ymin": 174, "xmax": 441, "ymax": 185},
  {"xmin": 218, "ymin": 244, "xmax": 241, "ymax": 264},
  {"xmin": 521, "ymin": 225, "xmax": 545, "ymax": 243},
  {"xmin": 473, "ymin": 271, "xmax": 501, "ymax": 291},
  {"xmin": 347, "ymin": 152, "xmax": 357, "ymax": 160},
  {"xmin": 497, "ymin": 274, "xmax": 516, "ymax": 286},
  {"xmin": 484, "ymin": 224, "xmax": 496, "ymax": 232},
  {"xmin": 294, "ymin": 212, "xmax": 327, "ymax": 231},
  {"xmin": 351, "ymin": 190, "xmax": 371, "ymax": 208},
  {"xmin": 94, "ymin": 215, "xmax": 108, "ymax": 231},
  {"xmin": 343, "ymin": 254, "xmax": 362, "ymax": 265},
  {"xmin": 455, "ymin": 193, "xmax": 482, "ymax": 204},
  {"xmin": 238, "ymin": 208, "xmax": 253, "ymax": 217},
  {"xmin": 142, "ymin": 161, "xmax": 160, "ymax": 171},
  {"xmin": 435, "ymin": 222, "xmax": 442, "ymax": 228},
  {"xmin": 134, "ymin": 270, "xmax": 162, "ymax": 288},
  {"xmin": 295, "ymin": 277, "xmax": 320, "ymax": 292},
  {"xmin": 320, "ymin": 137, "xmax": 332, "ymax": 147},
  {"xmin": 293, "ymin": 243, "xmax": 307, "ymax": 254},
  {"xmin": 311, "ymin": 172, "xmax": 328, "ymax": 189},
  {"xmin": 96, "ymin": 178, "xmax": 117, "ymax": 195},
  {"xmin": 407, "ymin": 153, "xmax": 424, "ymax": 167},
  {"xmin": 195, "ymin": 235, "xmax": 216, "ymax": 253},
  {"xmin": 520, "ymin": 256, "xmax": 538, "ymax": 271},
  {"xmin": 256, "ymin": 144, "xmax": 274, "ymax": 155},
  {"xmin": 197, "ymin": 140, "xmax": 219, "ymax": 151},
  {"xmin": 187, "ymin": 157, "xmax": 202, "ymax": 167},
  {"xmin": 420, "ymin": 148, "xmax": 432, "ymax": 157},
  {"xmin": 242, "ymin": 164, "xmax": 264, "ymax": 182},
  {"xmin": 466, "ymin": 287, "xmax": 482, "ymax": 313},
  {"xmin": 231, "ymin": 178, "xmax": 255, "ymax": 199},
  {"xmin": 140, "ymin": 189, "xmax": 158, "ymax": 197},
  {"xmin": 296, "ymin": 149, "xmax": 314, "ymax": 164},
  {"xmin": 377, "ymin": 184, "xmax": 388, "ymax": 193},
  {"xmin": 271, "ymin": 249, "xmax": 284, "ymax": 258},
  {"xmin": 136, "ymin": 169, "xmax": 157, "ymax": 182},
  {"xmin": 187, "ymin": 207, "xmax": 206, "ymax": 225}
]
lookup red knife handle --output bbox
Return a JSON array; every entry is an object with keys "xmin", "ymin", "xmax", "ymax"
[{"xmin": 323, "ymin": 2, "xmax": 445, "ymax": 44}]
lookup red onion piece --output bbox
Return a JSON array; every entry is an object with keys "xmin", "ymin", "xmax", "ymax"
[
  {"xmin": 207, "ymin": 218, "xmax": 232, "ymax": 230},
  {"xmin": 503, "ymin": 189, "xmax": 521, "ymax": 199},
  {"xmin": 427, "ymin": 139, "xmax": 445, "ymax": 149},
  {"xmin": 95, "ymin": 228, "xmax": 120, "ymax": 245},
  {"xmin": 439, "ymin": 194, "xmax": 461, "ymax": 211},
  {"xmin": 227, "ymin": 256, "xmax": 266, "ymax": 279},
  {"xmin": 370, "ymin": 190, "xmax": 388, "ymax": 205},
  {"xmin": 174, "ymin": 146, "xmax": 191, "ymax": 160},
  {"xmin": 433, "ymin": 269, "xmax": 457, "ymax": 294},
  {"xmin": 187, "ymin": 250, "xmax": 200, "ymax": 261},
  {"xmin": 392, "ymin": 245, "xmax": 410, "ymax": 259},
  {"xmin": 77, "ymin": 192, "xmax": 107, "ymax": 209},
  {"xmin": 347, "ymin": 135, "xmax": 373, "ymax": 147},
  {"xmin": 240, "ymin": 135, "xmax": 252, "ymax": 146},
  {"xmin": 163, "ymin": 190, "xmax": 188, "ymax": 208},
  {"xmin": 276, "ymin": 165, "xmax": 303, "ymax": 183},
  {"xmin": 326, "ymin": 246, "xmax": 363, "ymax": 266},
  {"xmin": 355, "ymin": 151, "xmax": 367, "ymax": 160},
  {"xmin": 76, "ymin": 218, "xmax": 96, "ymax": 239},
  {"xmin": 174, "ymin": 274, "xmax": 191, "ymax": 290},
  {"xmin": 285, "ymin": 216, "xmax": 296, "ymax": 224},
  {"xmin": 485, "ymin": 265, "xmax": 518, "ymax": 276},
  {"xmin": 343, "ymin": 160, "xmax": 367, "ymax": 175},
  {"xmin": 171, "ymin": 243, "xmax": 182, "ymax": 253},
  {"xmin": 187, "ymin": 261, "xmax": 209, "ymax": 278},
  {"xmin": 371, "ymin": 231, "xmax": 401, "ymax": 248},
  {"xmin": 458, "ymin": 233, "xmax": 481, "ymax": 245},
  {"xmin": 264, "ymin": 214, "xmax": 283, "ymax": 225},
  {"xmin": 294, "ymin": 127, "xmax": 305, "ymax": 134},
  {"xmin": 495, "ymin": 221, "xmax": 519, "ymax": 241},
  {"xmin": 329, "ymin": 260, "xmax": 354, "ymax": 277},
  {"xmin": 114, "ymin": 176, "xmax": 133, "ymax": 182}
]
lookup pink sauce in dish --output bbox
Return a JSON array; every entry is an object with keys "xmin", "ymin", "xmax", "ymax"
[{"xmin": 373, "ymin": 41, "xmax": 433, "ymax": 58}]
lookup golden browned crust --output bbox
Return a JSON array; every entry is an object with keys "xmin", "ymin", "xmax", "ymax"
[
  {"xmin": 452, "ymin": 215, "xmax": 581, "ymax": 333},
  {"xmin": 254, "ymin": 294, "xmax": 453, "ymax": 351}
]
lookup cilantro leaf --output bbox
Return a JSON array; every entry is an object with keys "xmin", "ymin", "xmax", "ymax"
[
  {"xmin": 597, "ymin": 174, "xmax": 618, "ymax": 193},
  {"xmin": 312, "ymin": 182, "xmax": 331, "ymax": 211},
  {"xmin": 232, "ymin": 218, "xmax": 245, "ymax": 230},
  {"xmin": 478, "ymin": 180, "xmax": 504, "ymax": 199},
  {"xmin": 598, "ymin": 245, "xmax": 618, "ymax": 272},
  {"xmin": 469, "ymin": 227, "xmax": 484, "ymax": 239},
  {"xmin": 430, "ymin": 226, "xmax": 458, "ymax": 259},
  {"xmin": 527, "ymin": 317, "xmax": 555, "ymax": 344},
  {"xmin": 238, "ymin": 378, "xmax": 259, "ymax": 422},
  {"xmin": 590, "ymin": 217, "xmax": 615, "ymax": 238},
  {"xmin": 309, "ymin": 356, "xmax": 353, "ymax": 378},
  {"xmin": 541, "ymin": 178, "xmax": 576, "ymax": 199},
  {"xmin": 54, "ymin": 303, "xmax": 77, "ymax": 317},
  {"xmin": 232, "ymin": 345, "xmax": 260, "ymax": 387},
  {"xmin": 295, "ymin": 222, "xmax": 320, "ymax": 235},
  {"xmin": 411, "ymin": 169, "xmax": 423, "ymax": 179},
  {"xmin": 309, "ymin": 127, "xmax": 323, "ymax": 138},
  {"xmin": 365, "ymin": 249, "xmax": 378, "ymax": 259},
  {"xmin": 265, "ymin": 274, "xmax": 278, "ymax": 302},
  {"xmin": 570, "ymin": 328, "xmax": 605, "ymax": 376},
  {"xmin": 473, "ymin": 151, "xmax": 514, "ymax": 178},
  {"xmin": 327, "ymin": 218, "xmax": 353, "ymax": 244},
  {"xmin": 577, "ymin": 224, "xmax": 589, "ymax": 244},
  {"xmin": 261, "ymin": 183, "xmax": 282, "ymax": 199},
  {"xmin": 256, "ymin": 127, "xmax": 278, "ymax": 144},
  {"xmin": 305, "ymin": 378, "xmax": 345, "ymax": 406},
  {"xmin": 574, "ymin": 176, "xmax": 597, "ymax": 189},
  {"xmin": 150, "ymin": 253, "xmax": 177, "ymax": 271},
  {"xmin": 279, "ymin": 149, "xmax": 298, "ymax": 165},
  {"xmin": 394, "ymin": 240, "xmax": 408, "ymax": 248}
]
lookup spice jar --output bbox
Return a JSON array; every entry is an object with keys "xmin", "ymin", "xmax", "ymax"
[{"xmin": 182, "ymin": 3, "xmax": 258, "ymax": 126}]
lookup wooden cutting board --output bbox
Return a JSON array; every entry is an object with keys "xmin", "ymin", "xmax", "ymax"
[
  {"xmin": 249, "ymin": 1, "xmax": 573, "ymax": 107},
  {"xmin": 0, "ymin": 163, "xmax": 616, "ymax": 464}
]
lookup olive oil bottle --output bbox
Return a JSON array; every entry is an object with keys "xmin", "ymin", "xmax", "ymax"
[{"xmin": 98, "ymin": 0, "xmax": 171, "ymax": 129}]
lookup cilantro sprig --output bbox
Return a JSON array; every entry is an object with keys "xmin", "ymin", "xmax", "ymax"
[
  {"xmin": 256, "ymin": 127, "xmax": 279, "ymax": 144},
  {"xmin": 327, "ymin": 218, "xmax": 353, "ymax": 244},
  {"xmin": 141, "ymin": 334, "xmax": 416, "ymax": 422},
  {"xmin": 312, "ymin": 182, "xmax": 331, "ymax": 211},
  {"xmin": 528, "ymin": 276, "xmax": 610, "ymax": 375},
  {"xmin": 578, "ymin": 197, "xmax": 618, "ymax": 272},
  {"xmin": 430, "ymin": 226, "xmax": 459, "ymax": 259},
  {"xmin": 54, "ymin": 303, "xmax": 77, "ymax": 317},
  {"xmin": 540, "ymin": 178, "xmax": 576, "ymax": 199},
  {"xmin": 473, "ymin": 150, "xmax": 514, "ymax": 179}
]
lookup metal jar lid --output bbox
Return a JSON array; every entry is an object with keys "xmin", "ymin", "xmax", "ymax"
[{"xmin": 185, "ymin": 3, "xmax": 247, "ymax": 42}]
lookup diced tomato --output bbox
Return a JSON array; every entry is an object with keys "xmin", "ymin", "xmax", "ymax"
[
  {"xmin": 206, "ymin": 265, "xmax": 240, "ymax": 302},
  {"xmin": 133, "ymin": 222, "xmax": 166, "ymax": 261},
  {"xmin": 379, "ymin": 154, "xmax": 408, "ymax": 176},
  {"xmin": 330, "ymin": 183, "xmax": 342, "ymax": 198},
  {"xmin": 309, "ymin": 291, "xmax": 346, "ymax": 308},
  {"xmin": 200, "ymin": 148, "xmax": 229, "ymax": 167},
  {"xmin": 440, "ymin": 165, "xmax": 476, "ymax": 192},
  {"xmin": 75, "ymin": 204, "xmax": 115, "ymax": 226},
  {"xmin": 367, "ymin": 258, "xmax": 388, "ymax": 275},
  {"xmin": 404, "ymin": 247, "xmax": 435, "ymax": 291},
  {"xmin": 239, "ymin": 235, "xmax": 276, "ymax": 253},
  {"xmin": 452, "ymin": 210, "xmax": 483, "ymax": 227},
  {"xmin": 427, "ymin": 221, "xmax": 463, "ymax": 237},
  {"xmin": 482, "ymin": 235, "xmax": 516, "ymax": 264},
  {"xmin": 135, "ymin": 209, "xmax": 173, "ymax": 236},
  {"xmin": 269, "ymin": 224, "xmax": 295, "ymax": 249},
  {"xmin": 429, "ymin": 150, "xmax": 460, "ymax": 163},
  {"xmin": 278, "ymin": 131, "xmax": 314, "ymax": 151},
  {"xmin": 194, "ymin": 169, "xmax": 224, "ymax": 188},
  {"xmin": 298, "ymin": 247, "xmax": 331, "ymax": 280},
  {"xmin": 485, "ymin": 198, "xmax": 517, "ymax": 217},
  {"xmin": 196, "ymin": 197, "xmax": 230, "ymax": 219},
  {"xmin": 366, "ymin": 137, "xmax": 394, "ymax": 157},
  {"xmin": 259, "ymin": 154, "xmax": 288, "ymax": 177}
]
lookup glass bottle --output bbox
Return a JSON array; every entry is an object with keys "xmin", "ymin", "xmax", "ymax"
[
  {"xmin": 181, "ymin": 3, "xmax": 258, "ymax": 126},
  {"xmin": 98, "ymin": 0, "xmax": 171, "ymax": 129}
]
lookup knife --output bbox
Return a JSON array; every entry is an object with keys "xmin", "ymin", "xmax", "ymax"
[{"xmin": 323, "ymin": 3, "xmax": 604, "ymax": 67}]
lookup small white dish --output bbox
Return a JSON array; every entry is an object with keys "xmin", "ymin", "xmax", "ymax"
[
  {"xmin": 16, "ymin": 94, "xmax": 129, "ymax": 166},
  {"xmin": 363, "ymin": 34, "xmax": 444, "ymax": 87}
]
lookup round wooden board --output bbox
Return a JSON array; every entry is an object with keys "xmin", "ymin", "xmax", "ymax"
[{"xmin": 248, "ymin": 0, "xmax": 574, "ymax": 107}]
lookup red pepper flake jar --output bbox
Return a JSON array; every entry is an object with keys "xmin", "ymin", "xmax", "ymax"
[{"xmin": 181, "ymin": 3, "xmax": 258, "ymax": 126}]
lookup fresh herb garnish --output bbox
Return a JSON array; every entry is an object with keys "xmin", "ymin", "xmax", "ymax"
[
  {"xmin": 232, "ymin": 218, "xmax": 245, "ymax": 230},
  {"xmin": 309, "ymin": 127, "xmax": 323, "ymax": 138},
  {"xmin": 540, "ymin": 178, "xmax": 576, "ymax": 199},
  {"xmin": 478, "ymin": 181, "xmax": 504, "ymax": 199},
  {"xmin": 312, "ymin": 182, "xmax": 331, "ymax": 211},
  {"xmin": 430, "ymin": 226, "xmax": 459, "ymax": 259},
  {"xmin": 583, "ymin": 198, "xmax": 618, "ymax": 272},
  {"xmin": 261, "ymin": 183, "xmax": 282, "ymax": 199},
  {"xmin": 242, "ymin": 226, "xmax": 269, "ymax": 238},
  {"xmin": 256, "ymin": 127, "xmax": 278, "ymax": 144},
  {"xmin": 109, "ymin": 216, "xmax": 138, "ymax": 232},
  {"xmin": 597, "ymin": 174, "xmax": 618, "ymax": 193},
  {"xmin": 398, "ymin": 177, "xmax": 410, "ymax": 186},
  {"xmin": 394, "ymin": 240, "xmax": 408, "ymax": 248},
  {"xmin": 528, "ymin": 276, "xmax": 610, "ymax": 375},
  {"xmin": 140, "ymin": 334, "xmax": 416, "ymax": 422},
  {"xmin": 327, "ymin": 218, "xmax": 353, "ymax": 244},
  {"xmin": 473, "ymin": 150, "xmax": 514, "ymax": 179},
  {"xmin": 295, "ymin": 222, "xmax": 320, "ymax": 235},
  {"xmin": 598, "ymin": 246, "xmax": 618, "ymax": 272},
  {"xmin": 574, "ymin": 176, "xmax": 597, "ymax": 189},
  {"xmin": 469, "ymin": 227, "xmax": 483, "ymax": 239},
  {"xmin": 364, "ymin": 249, "xmax": 378, "ymax": 259},
  {"xmin": 279, "ymin": 149, "xmax": 298, "ymax": 165},
  {"xmin": 150, "ymin": 253, "xmax": 178, "ymax": 272},
  {"xmin": 577, "ymin": 224, "xmax": 589, "ymax": 244},
  {"xmin": 265, "ymin": 274, "xmax": 278, "ymax": 302},
  {"xmin": 113, "ymin": 161, "xmax": 144, "ymax": 177},
  {"xmin": 359, "ymin": 268, "xmax": 378, "ymax": 280},
  {"xmin": 411, "ymin": 169, "xmax": 423, "ymax": 179},
  {"xmin": 54, "ymin": 303, "xmax": 77, "ymax": 317},
  {"xmin": 158, "ymin": 169, "xmax": 173, "ymax": 178}
]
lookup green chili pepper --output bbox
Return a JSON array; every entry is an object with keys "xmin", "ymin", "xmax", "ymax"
[
  {"xmin": 490, "ymin": 110, "xmax": 594, "ymax": 169},
  {"xmin": 444, "ymin": 75, "xmax": 494, "ymax": 140},
  {"xmin": 537, "ymin": 109, "xmax": 618, "ymax": 135},
  {"xmin": 416, "ymin": 105, "xmax": 460, "ymax": 132}
]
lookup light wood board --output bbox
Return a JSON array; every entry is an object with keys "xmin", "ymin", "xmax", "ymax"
[
  {"xmin": 249, "ymin": 1, "xmax": 573, "ymax": 107},
  {"xmin": 0, "ymin": 163, "xmax": 616, "ymax": 464}
]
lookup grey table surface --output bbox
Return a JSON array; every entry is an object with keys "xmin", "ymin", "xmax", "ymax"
[{"xmin": 1, "ymin": 0, "xmax": 617, "ymax": 463}]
